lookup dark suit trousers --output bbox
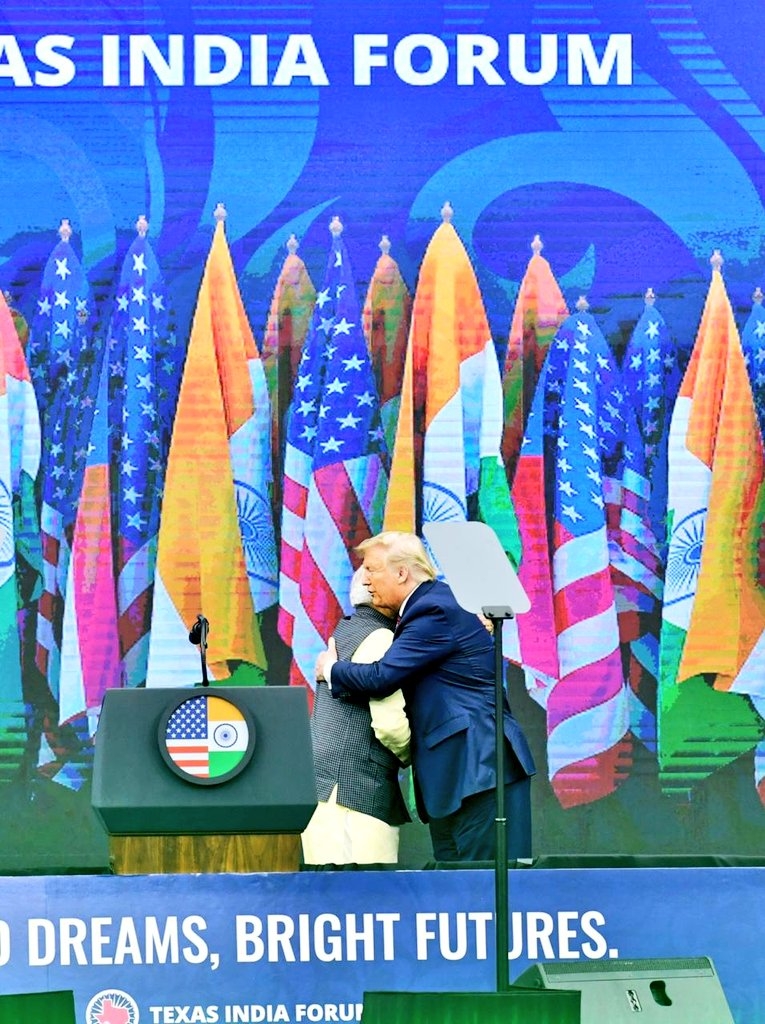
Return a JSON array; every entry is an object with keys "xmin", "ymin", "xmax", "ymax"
[{"xmin": 428, "ymin": 777, "xmax": 532, "ymax": 863}]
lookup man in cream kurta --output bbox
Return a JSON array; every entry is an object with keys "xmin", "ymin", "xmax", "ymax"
[{"xmin": 301, "ymin": 572, "xmax": 411, "ymax": 865}]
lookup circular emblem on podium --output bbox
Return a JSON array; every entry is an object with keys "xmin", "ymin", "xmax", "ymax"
[{"xmin": 159, "ymin": 693, "xmax": 255, "ymax": 786}]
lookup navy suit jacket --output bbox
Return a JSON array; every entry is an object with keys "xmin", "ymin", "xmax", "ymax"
[{"xmin": 330, "ymin": 579, "xmax": 535, "ymax": 820}]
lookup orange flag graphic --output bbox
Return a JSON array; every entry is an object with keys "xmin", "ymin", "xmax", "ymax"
[{"xmin": 146, "ymin": 211, "xmax": 267, "ymax": 685}]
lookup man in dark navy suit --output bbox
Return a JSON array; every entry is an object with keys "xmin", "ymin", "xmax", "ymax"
[{"xmin": 315, "ymin": 531, "xmax": 535, "ymax": 863}]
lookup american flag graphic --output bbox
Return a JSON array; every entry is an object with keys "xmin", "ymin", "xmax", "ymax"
[
  {"xmin": 32, "ymin": 227, "xmax": 102, "ymax": 696},
  {"xmin": 0, "ymin": 293, "xmax": 28, "ymax": 785},
  {"xmin": 165, "ymin": 697, "xmax": 210, "ymax": 776},
  {"xmin": 610, "ymin": 294, "xmax": 680, "ymax": 752},
  {"xmin": 109, "ymin": 222, "xmax": 184, "ymax": 686},
  {"xmin": 511, "ymin": 304, "xmax": 632, "ymax": 807},
  {"xmin": 57, "ymin": 354, "xmax": 120, "ymax": 733},
  {"xmin": 740, "ymin": 291, "xmax": 765, "ymax": 803},
  {"xmin": 29, "ymin": 223, "xmax": 104, "ymax": 787},
  {"xmin": 278, "ymin": 218, "xmax": 387, "ymax": 693}
]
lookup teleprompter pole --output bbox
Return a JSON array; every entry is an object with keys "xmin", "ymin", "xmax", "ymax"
[
  {"xmin": 421, "ymin": 521, "xmax": 531, "ymax": 995},
  {"xmin": 484, "ymin": 604, "xmax": 515, "ymax": 993}
]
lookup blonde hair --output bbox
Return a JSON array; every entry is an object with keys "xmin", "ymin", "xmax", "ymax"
[{"xmin": 356, "ymin": 531, "xmax": 437, "ymax": 583}]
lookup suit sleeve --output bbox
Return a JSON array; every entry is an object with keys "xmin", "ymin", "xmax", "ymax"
[{"xmin": 331, "ymin": 599, "xmax": 458, "ymax": 700}]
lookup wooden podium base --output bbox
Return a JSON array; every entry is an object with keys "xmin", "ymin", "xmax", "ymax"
[{"xmin": 109, "ymin": 833, "xmax": 302, "ymax": 875}]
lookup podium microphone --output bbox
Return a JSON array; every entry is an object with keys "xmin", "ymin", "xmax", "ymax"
[
  {"xmin": 188, "ymin": 614, "xmax": 210, "ymax": 686},
  {"xmin": 188, "ymin": 614, "xmax": 209, "ymax": 646}
]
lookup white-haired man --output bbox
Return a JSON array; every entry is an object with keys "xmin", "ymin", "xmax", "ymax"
[{"xmin": 302, "ymin": 568, "xmax": 411, "ymax": 865}]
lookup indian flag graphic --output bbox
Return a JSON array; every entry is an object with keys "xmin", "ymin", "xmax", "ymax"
[{"xmin": 164, "ymin": 695, "xmax": 251, "ymax": 781}]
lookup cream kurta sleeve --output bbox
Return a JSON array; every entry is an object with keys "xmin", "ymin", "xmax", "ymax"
[{"xmin": 351, "ymin": 628, "xmax": 411, "ymax": 765}]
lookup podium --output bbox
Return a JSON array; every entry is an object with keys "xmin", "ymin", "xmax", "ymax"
[{"xmin": 92, "ymin": 686, "xmax": 317, "ymax": 875}]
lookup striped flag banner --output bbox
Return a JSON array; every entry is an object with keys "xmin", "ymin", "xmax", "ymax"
[
  {"xmin": 261, "ymin": 236, "xmax": 316, "ymax": 521},
  {"xmin": 608, "ymin": 400, "xmax": 661, "ymax": 751},
  {"xmin": 0, "ymin": 292, "xmax": 42, "ymax": 609},
  {"xmin": 383, "ymin": 208, "xmax": 520, "ymax": 564},
  {"xmin": 0, "ymin": 292, "xmax": 27, "ymax": 783},
  {"xmin": 739, "ymin": 291, "xmax": 765, "ymax": 803},
  {"xmin": 509, "ymin": 305, "xmax": 631, "ymax": 807},
  {"xmin": 26, "ymin": 219, "xmax": 84, "ymax": 436},
  {"xmin": 109, "ymin": 222, "xmax": 185, "ymax": 687},
  {"xmin": 58, "ymin": 354, "xmax": 120, "ymax": 734},
  {"xmin": 33, "ymin": 224, "xmax": 102, "ymax": 703},
  {"xmin": 740, "ymin": 291, "xmax": 765, "ymax": 590},
  {"xmin": 504, "ymin": 359, "xmax": 559, "ymax": 694},
  {"xmin": 659, "ymin": 263, "xmax": 765, "ymax": 795},
  {"xmin": 32, "ymin": 224, "xmax": 104, "ymax": 788},
  {"xmin": 501, "ymin": 238, "xmax": 568, "ymax": 485},
  {"xmin": 361, "ymin": 236, "xmax": 411, "ymax": 453},
  {"xmin": 611, "ymin": 293, "xmax": 681, "ymax": 752},
  {"xmin": 146, "ymin": 210, "xmax": 270, "ymax": 687},
  {"xmin": 740, "ymin": 289, "xmax": 765, "ymax": 438},
  {"xmin": 278, "ymin": 218, "xmax": 387, "ymax": 693}
]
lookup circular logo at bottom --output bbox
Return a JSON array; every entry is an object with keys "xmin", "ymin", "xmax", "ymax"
[
  {"xmin": 160, "ymin": 693, "xmax": 255, "ymax": 785},
  {"xmin": 86, "ymin": 989, "xmax": 139, "ymax": 1024}
]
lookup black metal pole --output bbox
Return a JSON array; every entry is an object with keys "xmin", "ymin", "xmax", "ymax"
[
  {"xmin": 484, "ymin": 606, "xmax": 514, "ymax": 993},
  {"xmin": 189, "ymin": 614, "xmax": 210, "ymax": 687}
]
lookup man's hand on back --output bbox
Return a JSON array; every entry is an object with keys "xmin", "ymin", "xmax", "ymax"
[{"xmin": 315, "ymin": 637, "xmax": 338, "ymax": 684}]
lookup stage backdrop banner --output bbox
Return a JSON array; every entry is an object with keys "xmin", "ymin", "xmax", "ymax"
[
  {"xmin": 0, "ymin": 868, "xmax": 757, "ymax": 1023},
  {"xmin": 6, "ymin": 0, "xmax": 765, "ymax": 873}
]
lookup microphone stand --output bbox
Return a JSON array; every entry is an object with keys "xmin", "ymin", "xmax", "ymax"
[{"xmin": 188, "ymin": 615, "xmax": 210, "ymax": 687}]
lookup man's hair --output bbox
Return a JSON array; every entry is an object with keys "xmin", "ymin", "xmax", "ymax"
[{"xmin": 356, "ymin": 531, "xmax": 437, "ymax": 583}]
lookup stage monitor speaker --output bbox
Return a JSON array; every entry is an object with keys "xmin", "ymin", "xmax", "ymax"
[
  {"xmin": 514, "ymin": 956, "xmax": 735, "ymax": 1023},
  {"xmin": 92, "ymin": 686, "xmax": 317, "ymax": 835},
  {"xmin": 0, "ymin": 989, "xmax": 76, "ymax": 1024},
  {"xmin": 361, "ymin": 989, "xmax": 580, "ymax": 1024}
]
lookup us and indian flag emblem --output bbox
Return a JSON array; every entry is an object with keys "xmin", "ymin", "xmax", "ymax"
[{"xmin": 163, "ymin": 694, "xmax": 253, "ymax": 783}]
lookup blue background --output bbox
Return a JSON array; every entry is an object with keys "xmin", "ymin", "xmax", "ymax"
[
  {"xmin": 4, "ymin": 1, "xmax": 765, "ymax": 872},
  {"xmin": 0, "ymin": 868, "xmax": 756, "ymax": 1022}
]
